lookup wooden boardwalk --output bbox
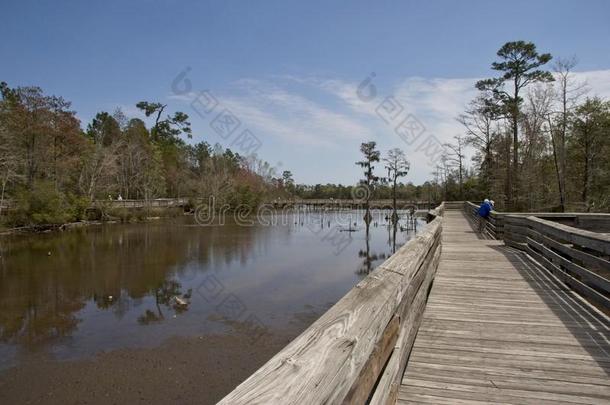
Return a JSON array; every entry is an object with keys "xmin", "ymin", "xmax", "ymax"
[{"xmin": 399, "ymin": 210, "xmax": 610, "ymax": 404}]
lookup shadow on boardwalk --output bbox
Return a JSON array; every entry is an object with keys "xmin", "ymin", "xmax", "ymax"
[
  {"xmin": 491, "ymin": 244, "xmax": 610, "ymax": 376},
  {"xmin": 462, "ymin": 213, "xmax": 610, "ymax": 375}
]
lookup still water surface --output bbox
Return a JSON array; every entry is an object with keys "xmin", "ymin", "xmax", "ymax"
[{"xmin": 0, "ymin": 210, "xmax": 425, "ymax": 370}]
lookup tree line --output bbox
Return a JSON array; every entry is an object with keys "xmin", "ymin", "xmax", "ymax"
[
  {"xmin": 0, "ymin": 79, "xmax": 431, "ymax": 228},
  {"xmin": 0, "ymin": 83, "xmax": 293, "ymax": 226}
]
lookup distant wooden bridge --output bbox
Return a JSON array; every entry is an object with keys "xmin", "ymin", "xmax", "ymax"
[
  {"xmin": 220, "ymin": 201, "xmax": 610, "ymax": 404},
  {"xmin": 88, "ymin": 198, "xmax": 436, "ymax": 210},
  {"xmin": 0, "ymin": 197, "xmax": 435, "ymax": 216},
  {"xmin": 267, "ymin": 199, "xmax": 437, "ymax": 210}
]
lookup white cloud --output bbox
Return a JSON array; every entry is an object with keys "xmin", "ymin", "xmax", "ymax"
[
  {"xmin": 572, "ymin": 70, "xmax": 610, "ymax": 100},
  {"xmin": 279, "ymin": 75, "xmax": 380, "ymax": 117},
  {"xmin": 171, "ymin": 78, "xmax": 374, "ymax": 148},
  {"xmin": 392, "ymin": 76, "xmax": 478, "ymax": 170}
]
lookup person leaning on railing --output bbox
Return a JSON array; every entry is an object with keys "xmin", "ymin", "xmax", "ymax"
[{"xmin": 478, "ymin": 199, "xmax": 492, "ymax": 233}]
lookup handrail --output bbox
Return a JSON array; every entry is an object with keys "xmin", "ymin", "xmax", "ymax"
[
  {"xmin": 2, "ymin": 197, "xmax": 436, "ymax": 211},
  {"xmin": 503, "ymin": 215, "xmax": 610, "ymax": 310},
  {"xmin": 91, "ymin": 198, "xmax": 189, "ymax": 208},
  {"xmin": 269, "ymin": 199, "xmax": 436, "ymax": 209},
  {"xmin": 219, "ymin": 204, "xmax": 445, "ymax": 404},
  {"xmin": 463, "ymin": 201, "xmax": 610, "ymax": 239}
]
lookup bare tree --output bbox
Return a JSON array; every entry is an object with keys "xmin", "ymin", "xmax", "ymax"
[
  {"xmin": 444, "ymin": 135, "xmax": 466, "ymax": 199},
  {"xmin": 383, "ymin": 148, "xmax": 410, "ymax": 222},
  {"xmin": 435, "ymin": 152, "xmax": 452, "ymax": 201},
  {"xmin": 0, "ymin": 134, "xmax": 20, "ymax": 215},
  {"xmin": 458, "ymin": 96, "xmax": 497, "ymax": 197},
  {"xmin": 548, "ymin": 57, "xmax": 588, "ymax": 211},
  {"xmin": 522, "ymin": 84, "xmax": 554, "ymax": 209}
]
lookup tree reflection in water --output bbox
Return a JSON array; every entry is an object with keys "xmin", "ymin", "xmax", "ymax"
[
  {"xmin": 0, "ymin": 211, "xmax": 423, "ymax": 361},
  {"xmin": 357, "ymin": 212, "xmax": 419, "ymax": 275},
  {"xmin": 0, "ymin": 219, "xmax": 258, "ymax": 348},
  {"xmin": 138, "ymin": 280, "xmax": 192, "ymax": 325}
]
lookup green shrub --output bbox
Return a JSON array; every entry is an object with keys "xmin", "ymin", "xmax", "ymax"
[
  {"xmin": 8, "ymin": 181, "xmax": 71, "ymax": 227},
  {"xmin": 66, "ymin": 194, "xmax": 91, "ymax": 221},
  {"xmin": 228, "ymin": 185, "xmax": 261, "ymax": 212}
]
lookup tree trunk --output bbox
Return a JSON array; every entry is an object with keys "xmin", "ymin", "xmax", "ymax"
[
  {"xmin": 512, "ymin": 111, "xmax": 519, "ymax": 209},
  {"xmin": 582, "ymin": 136, "xmax": 590, "ymax": 206},
  {"xmin": 548, "ymin": 120, "xmax": 565, "ymax": 212},
  {"xmin": 505, "ymin": 134, "xmax": 511, "ymax": 209},
  {"xmin": 511, "ymin": 80, "xmax": 520, "ymax": 210},
  {"xmin": 458, "ymin": 159, "xmax": 463, "ymax": 199},
  {"xmin": 391, "ymin": 175, "xmax": 397, "ymax": 223},
  {"xmin": 0, "ymin": 175, "xmax": 7, "ymax": 217},
  {"xmin": 560, "ymin": 84, "xmax": 568, "ymax": 211},
  {"xmin": 484, "ymin": 142, "xmax": 492, "ymax": 197}
]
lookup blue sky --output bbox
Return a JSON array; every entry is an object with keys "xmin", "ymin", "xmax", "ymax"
[{"xmin": 2, "ymin": 0, "xmax": 610, "ymax": 184}]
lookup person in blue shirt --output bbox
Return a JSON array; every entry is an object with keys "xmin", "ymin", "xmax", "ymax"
[{"xmin": 478, "ymin": 199, "xmax": 492, "ymax": 233}]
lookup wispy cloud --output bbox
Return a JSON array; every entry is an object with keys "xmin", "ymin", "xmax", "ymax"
[
  {"xmin": 170, "ymin": 78, "xmax": 374, "ymax": 148},
  {"xmin": 278, "ymin": 74, "xmax": 379, "ymax": 117}
]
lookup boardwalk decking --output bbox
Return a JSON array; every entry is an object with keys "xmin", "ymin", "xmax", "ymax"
[{"xmin": 399, "ymin": 210, "xmax": 610, "ymax": 404}]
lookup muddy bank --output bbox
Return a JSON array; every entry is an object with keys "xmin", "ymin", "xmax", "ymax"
[
  {"xmin": 0, "ymin": 220, "xmax": 109, "ymax": 236},
  {"xmin": 0, "ymin": 331, "xmax": 295, "ymax": 405}
]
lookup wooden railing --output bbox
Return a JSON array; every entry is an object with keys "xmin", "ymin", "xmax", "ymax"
[
  {"xmin": 464, "ymin": 202, "xmax": 610, "ymax": 310},
  {"xmin": 464, "ymin": 201, "xmax": 610, "ymax": 239},
  {"xmin": 3, "ymin": 197, "xmax": 437, "ymax": 212},
  {"xmin": 271, "ymin": 199, "xmax": 436, "ymax": 209},
  {"xmin": 219, "ymin": 205, "xmax": 445, "ymax": 404},
  {"xmin": 503, "ymin": 215, "xmax": 610, "ymax": 310},
  {"xmin": 92, "ymin": 198, "xmax": 190, "ymax": 209}
]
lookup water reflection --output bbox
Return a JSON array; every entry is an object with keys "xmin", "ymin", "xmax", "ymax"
[
  {"xmin": 357, "ymin": 211, "xmax": 419, "ymax": 274},
  {"xmin": 137, "ymin": 280, "xmax": 192, "ymax": 325},
  {"xmin": 0, "ymin": 209, "xmax": 424, "ymax": 369}
]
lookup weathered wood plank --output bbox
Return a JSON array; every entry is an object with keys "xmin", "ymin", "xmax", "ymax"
[
  {"xmin": 526, "ymin": 233, "xmax": 610, "ymax": 293},
  {"xmin": 401, "ymin": 378, "xmax": 607, "ymax": 404},
  {"xmin": 528, "ymin": 216, "xmax": 610, "ymax": 256},
  {"xmin": 402, "ymin": 376, "xmax": 610, "ymax": 403},
  {"xmin": 342, "ymin": 314, "xmax": 399, "ymax": 404},
  {"xmin": 369, "ymin": 243, "xmax": 442, "ymax": 405},
  {"xmin": 404, "ymin": 370, "xmax": 610, "ymax": 398},
  {"xmin": 406, "ymin": 361, "xmax": 610, "ymax": 386},
  {"xmin": 534, "ymin": 228, "xmax": 610, "ymax": 273}
]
